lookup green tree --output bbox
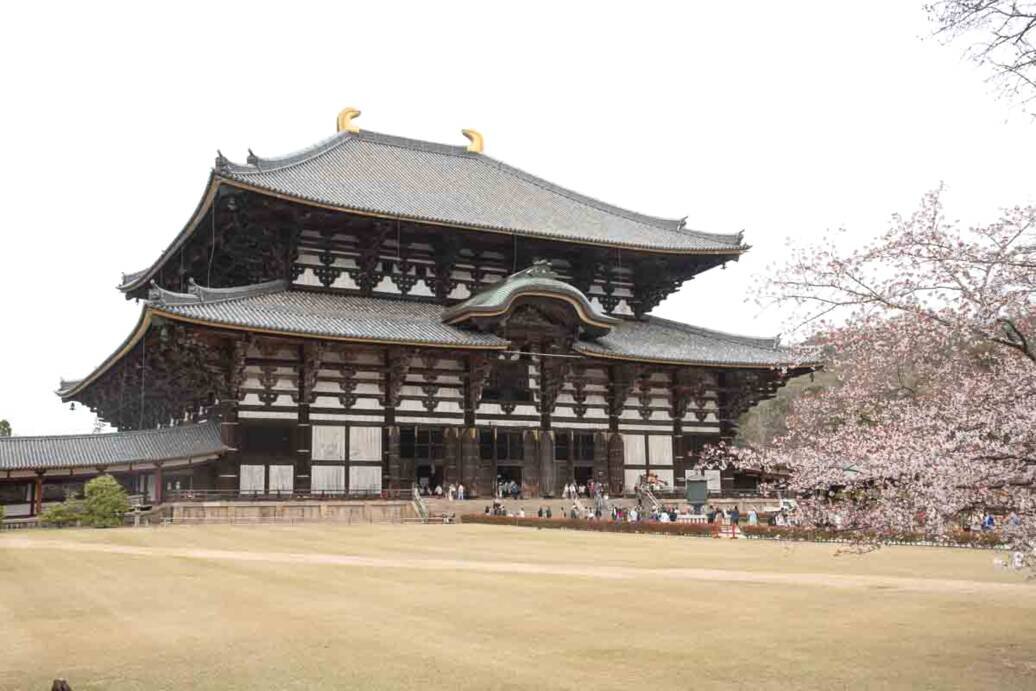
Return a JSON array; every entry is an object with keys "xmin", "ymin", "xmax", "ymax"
[
  {"xmin": 83, "ymin": 475, "xmax": 130, "ymax": 528},
  {"xmin": 0, "ymin": 419, "xmax": 10, "ymax": 437}
]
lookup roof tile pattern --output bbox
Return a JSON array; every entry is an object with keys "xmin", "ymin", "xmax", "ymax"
[
  {"xmin": 151, "ymin": 283, "xmax": 797, "ymax": 366},
  {"xmin": 0, "ymin": 422, "xmax": 228, "ymax": 471},
  {"xmin": 574, "ymin": 316, "xmax": 802, "ymax": 367},
  {"xmin": 217, "ymin": 130, "xmax": 742, "ymax": 252},
  {"xmin": 153, "ymin": 284, "xmax": 508, "ymax": 348}
]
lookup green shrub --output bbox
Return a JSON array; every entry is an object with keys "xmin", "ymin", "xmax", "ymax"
[
  {"xmin": 83, "ymin": 475, "xmax": 130, "ymax": 528},
  {"xmin": 40, "ymin": 500, "xmax": 85, "ymax": 527}
]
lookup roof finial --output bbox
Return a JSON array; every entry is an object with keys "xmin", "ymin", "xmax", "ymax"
[
  {"xmin": 337, "ymin": 107, "xmax": 361, "ymax": 134},
  {"xmin": 461, "ymin": 129, "xmax": 483, "ymax": 154}
]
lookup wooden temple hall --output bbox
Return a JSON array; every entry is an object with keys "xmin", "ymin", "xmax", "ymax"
[{"xmin": 0, "ymin": 108, "xmax": 810, "ymax": 516}]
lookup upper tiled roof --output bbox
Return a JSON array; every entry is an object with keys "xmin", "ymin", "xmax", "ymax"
[
  {"xmin": 0, "ymin": 422, "xmax": 228, "ymax": 472},
  {"xmin": 150, "ymin": 281, "xmax": 509, "ymax": 349},
  {"xmin": 574, "ymin": 316, "xmax": 806, "ymax": 368},
  {"xmin": 215, "ymin": 129, "xmax": 744, "ymax": 253}
]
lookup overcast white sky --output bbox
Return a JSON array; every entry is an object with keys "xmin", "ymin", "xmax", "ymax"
[{"xmin": 1, "ymin": 1, "xmax": 1033, "ymax": 436}]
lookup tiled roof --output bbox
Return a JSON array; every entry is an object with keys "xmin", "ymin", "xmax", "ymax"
[
  {"xmin": 574, "ymin": 316, "xmax": 806, "ymax": 367},
  {"xmin": 215, "ymin": 130, "xmax": 744, "ymax": 253},
  {"xmin": 0, "ymin": 422, "xmax": 228, "ymax": 472},
  {"xmin": 441, "ymin": 261, "xmax": 617, "ymax": 335},
  {"xmin": 64, "ymin": 283, "xmax": 801, "ymax": 403},
  {"xmin": 151, "ymin": 281, "xmax": 509, "ymax": 349}
]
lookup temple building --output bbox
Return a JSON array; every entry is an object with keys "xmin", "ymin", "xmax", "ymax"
[{"xmin": 0, "ymin": 109, "xmax": 810, "ymax": 517}]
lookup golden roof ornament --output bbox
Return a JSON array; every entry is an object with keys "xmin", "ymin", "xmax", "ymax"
[
  {"xmin": 461, "ymin": 129, "xmax": 483, "ymax": 153},
  {"xmin": 337, "ymin": 107, "xmax": 361, "ymax": 133}
]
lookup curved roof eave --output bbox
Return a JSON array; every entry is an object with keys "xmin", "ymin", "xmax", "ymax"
[
  {"xmin": 118, "ymin": 173, "xmax": 220, "ymax": 294},
  {"xmin": 443, "ymin": 288, "xmax": 617, "ymax": 332},
  {"xmin": 57, "ymin": 308, "xmax": 154, "ymax": 400}
]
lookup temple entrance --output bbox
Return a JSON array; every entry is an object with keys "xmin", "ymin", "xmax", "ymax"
[
  {"xmin": 416, "ymin": 463, "xmax": 444, "ymax": 494},
  {"xmin": 573, "ymin": 466, "xmax": 593, "ymax": 486},
  {"xmin": 495, "ymin": 465, "xmax": 523, "ymax": 498}
]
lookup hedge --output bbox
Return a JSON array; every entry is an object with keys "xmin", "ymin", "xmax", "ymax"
[{"xmin": 460, "ymin": 514, "xmax": 716, "ymax": 537}]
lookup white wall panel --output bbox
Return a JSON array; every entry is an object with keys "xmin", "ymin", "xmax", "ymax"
[
  {"xmin": 268, "ymin": 465, "xmax": 294, "ymax": 493},
  {"xmin": 239, "ymin": 465, "xmax": 265, "ymax": 493},
  {"xmin": 312, "ymin": 465, "xmax": 346, "ymax": 493},
  {"xmin": 312, "ymin": 426, "xmax": 346, "ymax": 461},
  {"xmin": 622, "ymin": 434, "xmax": 646, "ymax": 466},
  {"xmin": 648, "ymin": 435, "xmax": 674, "ymax": 466},
  {"xmin": 349, "ymin": 465, "xmax": 382, "ymax": 493},
  {"xmin": 349, "ymin": 426, "xmax": 382, "ymax": 461}
]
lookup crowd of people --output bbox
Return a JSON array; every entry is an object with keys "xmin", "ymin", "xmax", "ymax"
[
  {"xmin": 495, "ymin": 479, "xmax": 521, "ymax": 500},
  {"xmin": 418, "ymin": 483, "xmax": 466, "ymax": 500},
  {"xmin": 478, "ymin": 497, "xmax": 783, "ymax": 526},
  {"xmin": 560, "ymin": 479, "xmax": 604, "ymax": 499}
]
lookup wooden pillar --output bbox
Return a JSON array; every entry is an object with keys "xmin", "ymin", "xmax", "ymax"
[
  {"xmin": 606, "ymin": 433, "xmax": 624, "ymax": 495},
  {"xmin": 592, "ymin": 431, "xmax": 609, "ymax": 490},
  {"xmin": 444, "ymin": 427, "xmax": 462, "ymax": 486},
  {"xmin": 522, "ymin": 429, "xmax": 541, "ymax": 497},
  {"xmin": 154, "ymin": 463, "xmax": 164, "ymax": 504},
  {"xmin": 217, "ymin": 401, "xmax": 240, "ymax": 492},
  {"xmin": 477, "ymin": 429, "xmax": 495, "ymax": 497},
  {"xmin": 539, "ymin": 429, "xmax": 556, "ymax": 497},
  {"xmin": 33, "ymin": 473, "xmax": 44, "ymax": 516},
  {"xmin": 461, "ymin": 427, "xmax": 480, "ymax": 496},
  {"xmin": 387, "ymin": 425, "xmax": 402, "ymax": 491}
]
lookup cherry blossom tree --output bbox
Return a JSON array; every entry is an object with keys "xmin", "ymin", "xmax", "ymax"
[
  {"xmin": 738, "ymin": 190, "xmax": 1035, "ymax": 564},
  {"xmin": 928, "ymin": 1, "xmax": 1036, "ymax": 113}
]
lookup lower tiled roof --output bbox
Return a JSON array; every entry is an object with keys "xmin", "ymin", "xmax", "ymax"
[
  {"xmin": 574, "ymin": 316, "xmax": 804, "ymax": 367},
  {"xmin": 153, "ymin": 282, "xmax": 509, "ymax": 349},
  {"xmin": 0, "ymin": 422, "xmax": 228, "ymax": 472}
]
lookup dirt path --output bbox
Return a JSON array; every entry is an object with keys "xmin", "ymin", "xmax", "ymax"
[{"xmin": 1, "ymin": 537, "xmax": 1030, "ymax": 596}]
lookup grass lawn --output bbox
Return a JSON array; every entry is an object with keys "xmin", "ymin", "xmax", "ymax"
[{"xmin": 1, "ymin": 523, "xmax": 1034, "ymax": 690}]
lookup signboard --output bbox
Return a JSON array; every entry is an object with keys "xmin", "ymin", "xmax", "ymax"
[
  {"xmin": 685, "ymin": 479, "xmax": 708, "ymax": 505},
  {"xmin": 704, "ymin": 469, "xmax": 722, "ymax": 493}
]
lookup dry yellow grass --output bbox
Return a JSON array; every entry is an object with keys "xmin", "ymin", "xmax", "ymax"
[{"xmin": 1, "ymin": 523, "xmax": 1034, "ymax": 690}]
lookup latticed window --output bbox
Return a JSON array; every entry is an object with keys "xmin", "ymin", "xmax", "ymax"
[
  {"xmin": 479, "ymin": 429, "xmax": 524, "ymax": 462},
  {"xmin": 400, "ymin": 427, "xmax": 445, "ymax": 461},
  {"xmin": 555, "ymin": 431, "xmax": 594, "ymax": 462}
]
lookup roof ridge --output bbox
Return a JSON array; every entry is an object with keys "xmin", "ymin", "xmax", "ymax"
[
  {"xmin": 221, "ymin": 128, "xmax": 698, "ymax": 234},
  {"xmin": 217, "ymin": 131, "xmax": 354, "ymax": 175},
  {"xmin": 148, "ymin": 279, "xmax": 288, "ymax": 307},
  {"xmin": 0, "ymin": 420, "xmax": 218, "ymax": 444}
]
